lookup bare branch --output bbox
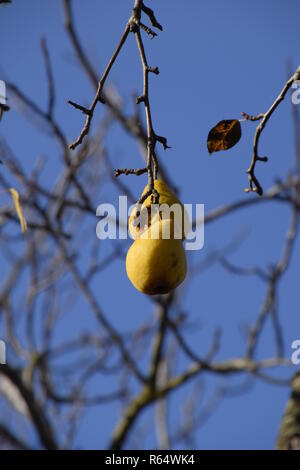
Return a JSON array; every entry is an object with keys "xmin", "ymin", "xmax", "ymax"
[{"xmin": 244, "ymin": 65, "xmax": 300, "ymax": 195}]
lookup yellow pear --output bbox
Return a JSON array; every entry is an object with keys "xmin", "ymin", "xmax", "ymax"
[
  {"xmin": 129, "ymin": 179, "xmax": 189, "ymax": 240},
  {"xmin": 126, "ymin": 219, "xmax": 187, "ymax": 295}
]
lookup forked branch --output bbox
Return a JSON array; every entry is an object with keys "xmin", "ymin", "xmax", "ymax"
[
  {"xmin": 68, "ymin": 0, "xmax": 169, "ymax": 203},
  {"xmin": 242, "ymin": 65, "xmax": 300, "ymax": 195}
]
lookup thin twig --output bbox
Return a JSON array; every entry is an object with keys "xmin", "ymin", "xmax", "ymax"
[
  {"xmin": 68, "ymin": 0, "xmax": 168, "ymax": 203},
  {"xmin": 114, "ymin": 167, "xmax": 147, "ymax": 177}
]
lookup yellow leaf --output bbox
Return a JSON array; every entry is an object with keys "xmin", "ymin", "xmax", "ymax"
[{"xmin": 8, "ymin": 188, "xmax": 27, "ymax": 234}]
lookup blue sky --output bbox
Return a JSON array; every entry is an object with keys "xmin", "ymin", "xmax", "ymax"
[{"xmin": 0, "ymin": 0, "xmax": 300, "ymax": 449}]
